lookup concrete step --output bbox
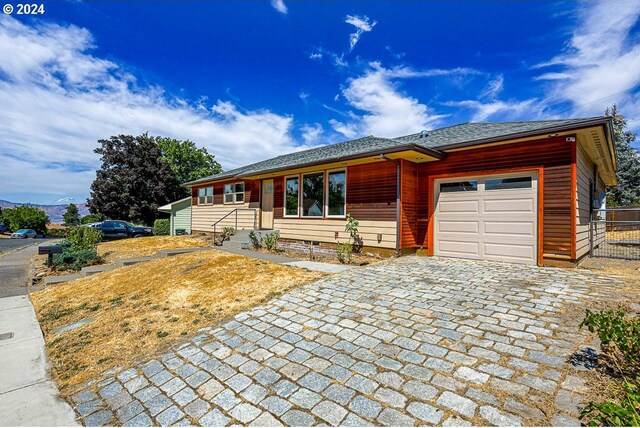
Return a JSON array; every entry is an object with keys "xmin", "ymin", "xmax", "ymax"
[
  {"xmin": 156, "ymin": 247, "xmax": 212, "ymax": 258},
  {"xmin": 81, "ymin": 265, "xmax": 116, "ymax": 277},
  {"xmin": 115, "ymin": 256, "xmax": 155, "ymax": 267},
  {"xmin": 44, "ymin": 274, "xmax": 82, "ymax": 285}
]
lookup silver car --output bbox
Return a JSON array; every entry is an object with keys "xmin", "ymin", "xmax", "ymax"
[{"xmin": 10, "ymin": 229, "xmax": 37, "ymax": 239}]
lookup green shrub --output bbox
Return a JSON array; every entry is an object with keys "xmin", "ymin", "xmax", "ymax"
[
  {"xmin": 249, "ymin": 230, "xmax": 263, "ymax": 248},
  {"xmin": 1, "ymin": 205, "xmax": 49, "ymax": 233},
  {"xmin": 81, "ymin": 213, "xmax": 105, "ymax": 224},
  {"xmin": 154, "ymin": 219, "xmax": 170, "ymax": 236},
  {"xmin": 51, "ymin": 249, "xmax": 102, "ymax": 271},
  {"xmin": 336, "ymin": 242, "xmax": 353, "ymax": 264},
  {"xmin": 223, "ymin": 227, "xmax": 235, "ymax": 235},
  {"xmin": 344, "ymin": 214, "xmax": 363, "ymax": 253},
  {"xmin": 46, "ymin": 228, "xmax": 67, "ymax": 238},
  {"xmin": 581, "ymin": 378, "xmax": 640, "ymax": 426},
  {"xmin": 580, "ymin": 308, "xmax": 640, "ymax": 376},
  {"xmin": 263, "ymin": 231, "xmax": 280, "ymax": 251},
  {"xmin": 66, "ymin": 226, "xmax": 103, "ymax": 251}
]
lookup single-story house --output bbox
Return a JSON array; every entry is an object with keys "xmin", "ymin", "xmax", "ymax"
[
  {"xmin": 184, "ymin": 117, "xmax": 616, "ymax": 266},
  {"xmin": 158, "ymin": 197, "xmax": 192, "ymax": 235}
]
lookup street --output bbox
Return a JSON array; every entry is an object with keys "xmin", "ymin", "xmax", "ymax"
[
  {"xmin": 0, "ymin": 242, "xmax": 44, "ymax": 298},
  {"xmin": 0, "ymin": 237, "xmax": 49, "ymax": 255}
]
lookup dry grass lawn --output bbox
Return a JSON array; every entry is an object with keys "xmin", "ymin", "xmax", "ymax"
[
  {"xmin": 98, "ymin": 234, "xmax": 212, "ymax": 263},
  {"xmin": 30, "ymin": 250, "xmax": 323, "ymax": 391}
]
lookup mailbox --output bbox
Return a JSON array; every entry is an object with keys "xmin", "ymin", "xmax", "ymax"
[
  {"xmin": 38, "ymin": 245, "xmax": 63, "ymax": 255},
  {"xmin": 39, "ymin": 245, "xmax": 63, "ymax": 267}
]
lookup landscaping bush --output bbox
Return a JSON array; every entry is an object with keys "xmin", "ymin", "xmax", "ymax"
[
  {"xmin": 336, "ymin": 242, "xmax": 353, "ymax": 264},
  {"xmin": 263, "ymin": 231, "xmax": 279, "ymax": 251},
  {"xmin": 222, "ymin": 227, "xmax": 235, "ymax": 236},
  {"xmin": 345, "ymin": 214, "xmax": 362, "ymax": 253},
  {"xmin": 46, "ymin": 228, "xmax": 67, "ymax": 238},
  {"xmin": 154, "ymin": 219, "xmax": 170, "ymax": 236},
  {"xmin": 579, "ymin": 308, "xmax": 640, "ymax": 426},
  {"xmin": 248, "ymin": 230, "xmax": 262, "ymax": 248},
  {"xmin": 1, "ymin": 205, "xmax": 49, "ymax": 234},
  {"xmin": 81, "ymin": 213, "xmax": 105, "ymax": 224},
  {"xmin": 51, "ymin": 249, "xmax": 102, "ymax": 272},
  {"xmin": 66, "ymin": 226, "xmax": 103, "ymax": 251}
]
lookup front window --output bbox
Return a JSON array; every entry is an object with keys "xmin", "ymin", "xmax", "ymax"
[
  {"xmin": 302, "ymin": 172, "xmax": 324, "ymax": 217},
  {"xmin": 327, "ymin": 171, "xmax": 346, "ymax": 217},
  {"xmin": 285, "ymin": 176, "xmax": 299, "ymax": 216},
  {"xmin": 198, "ymin": 186, "xmax": 213, "ymax": 205},
  {"xmin": 224, "ymin": 182, "xmax": 245, "ymax": 204}
]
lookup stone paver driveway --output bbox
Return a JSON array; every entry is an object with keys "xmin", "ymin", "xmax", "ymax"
[{"xmin": 71, "ymin": 256, "xmax": 623, "ymax": 427}]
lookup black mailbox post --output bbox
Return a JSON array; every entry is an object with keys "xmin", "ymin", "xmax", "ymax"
[{"xmin": 39, "ymin": 245, "xmax": 63, "ymax": 267}]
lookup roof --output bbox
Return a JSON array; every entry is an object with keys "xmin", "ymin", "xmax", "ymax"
[
  {"xmin": 185, "ymin": 117, "xmax": 611, "ymax": 186},
  {"xmin": 158, "ymin": 197, "xmax": 191, "ymax": 212}
]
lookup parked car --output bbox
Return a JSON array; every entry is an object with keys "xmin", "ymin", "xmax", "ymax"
[
  {"xmin": 0, "ymin": 224, "xmax": 8, "ymax": 233},
  {"xmin": 11, "ymin": 229, "xmax": 37, "ymax": 239},
  {"xmin": 93, "ymin": 220, "xmax": 153, "ymax": 240}
]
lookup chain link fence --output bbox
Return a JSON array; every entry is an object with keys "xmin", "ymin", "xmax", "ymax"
[{"xmin": 590, "ymin": 207, "xmax": 640, "ymax": 260}]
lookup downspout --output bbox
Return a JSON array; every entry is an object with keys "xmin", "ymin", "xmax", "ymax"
[{"xmin": 380, "ymin": 155, "xmax": 401, "ymax": 257}]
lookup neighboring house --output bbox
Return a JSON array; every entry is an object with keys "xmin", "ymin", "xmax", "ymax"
[
  {"xmin": 184, "ymin": 117, "xmax": 616, "ymax": 266},
  {"xmin": 158, "ymin": 197, "xmax": 192, "ymax": 236}
]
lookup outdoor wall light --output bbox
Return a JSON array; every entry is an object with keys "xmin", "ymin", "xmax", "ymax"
[
  {"xmin": 377, "ymin": 233, "xmax": 383, "ymax": 243},
  {"xmin": 335, "ymin": 231, "xmax": 339, "ymax": 239}
]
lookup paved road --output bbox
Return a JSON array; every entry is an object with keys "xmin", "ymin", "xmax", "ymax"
[
  {"xmin": 71, "ymin": 256, "xmax": 624, "ymax": 427},
  {"xmin": 0, "ymin": 237, "xmax": 49, "ymax": 255},
  {"xmin": 0, "ymin": 243, "xmax": 42, "ymax": 298}
]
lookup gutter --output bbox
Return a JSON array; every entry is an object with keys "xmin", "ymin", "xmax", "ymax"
[{"xmin": 380, "ymin": 154, "xmax": 401, "ymax": 258}]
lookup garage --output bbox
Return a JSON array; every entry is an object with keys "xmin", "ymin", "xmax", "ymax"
[{"xmin": 433, "ymin": 172, "xmax": 538, "ymax": 265}]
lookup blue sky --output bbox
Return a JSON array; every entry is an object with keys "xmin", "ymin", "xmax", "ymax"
[{"xmin": 1, "ymin": 0, "xmax": 639, "ymax": 204}]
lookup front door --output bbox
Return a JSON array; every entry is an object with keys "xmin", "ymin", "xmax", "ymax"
[{"xmin": 261, "ymin": 179, "xmax": 274, "ymax": 229}]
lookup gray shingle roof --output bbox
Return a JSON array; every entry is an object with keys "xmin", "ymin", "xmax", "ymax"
[{"xmin": 185, "ymin": 117, "xmax": 608, "ymax": 186}]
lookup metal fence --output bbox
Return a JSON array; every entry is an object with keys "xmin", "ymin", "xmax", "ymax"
[{"xmin": 590, "ymin": 208, "xmax": 640, "ymax": 260}]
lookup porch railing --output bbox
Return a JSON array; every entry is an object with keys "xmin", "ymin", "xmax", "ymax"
[{"xmin": 212, "ymin": 208, "xmax": 258, "ymax": 237}]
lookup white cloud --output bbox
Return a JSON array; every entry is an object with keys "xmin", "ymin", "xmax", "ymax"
[
  {"xmin": 480, "ymin": 75, "xmax": 504, "ymax": 99},
  {"xmin": 300, "ymin": 123, "xmax": 323, "ymax": 144},
  {"xmin": 442, "ymin": 99, "xmax": 539, "ymax": 122},
  {"xmin": 535, "ymin": 1, "xmax": 640, "ymax": 116},
  {"xmin": 330, "ymin": 63, "xmax": 450, "ymax": 138},
  {"xmin": 0, "ymin": 17, "xmax": 307, "ymax": 202},
  {"xmin": 345, "ymin": 15, "xmax": 377, "ymax": 52},
  {"xmin": 270, "ymin": 0, "xmax": 288, "ymax": 14},
  {"xmin": 309, "ymin": 52, "xmax": 323, "ymax": 60},
  {"xmin": 298, "ymin": 91, "xmax": 310, "ymax": 101}
]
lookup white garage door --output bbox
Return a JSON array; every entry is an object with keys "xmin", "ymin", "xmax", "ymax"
[{"xmin": 434, "ymin": 172, "xmax": 538, "ymax": 265}]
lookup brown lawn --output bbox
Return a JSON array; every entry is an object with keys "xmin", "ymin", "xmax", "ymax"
[
  {"xmin": 30, "ymin": 250, "xmax": 323, "ymax": 391},
  {"xmin": 97, "ymin": 234, "xmax": 212, "ymax": 263}
]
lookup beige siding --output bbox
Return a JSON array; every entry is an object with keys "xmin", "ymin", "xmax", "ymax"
[
  {"xmin": 273, "ymin": 218, "xmax": 397, "ymax": 249},
  {"xmin": 576, "ymin": 143, "xmax": 594, "ymax": 259},
  {"xmin": 173, "ymin": 206, "xmax": 191, "ymax": 235},
  {"xmin": 191, "ymin": 202, "xmax": 258, "ymax": 232}
]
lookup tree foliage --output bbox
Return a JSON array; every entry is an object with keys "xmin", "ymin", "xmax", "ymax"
[
  {"xmin": 606, "ymin": 105, "xmax": 640, "ymax": 206},
  {"xmin": 81, "ymin": 213, "xmax": 105, "ymax": 224},
  {"xmin": 63, "ymin": 203, "xmax": 80, "ymax": 226},
  {"xmin": 156, "ymin": 137, "xmax": 222, "ymax": 191},
  {"xmin": 87, "ymin": 134, "xmax": 181, "ymax": 226},
  {"xmin": 1, "ymin": 205, "xmax": 49, "ymax": 233}
]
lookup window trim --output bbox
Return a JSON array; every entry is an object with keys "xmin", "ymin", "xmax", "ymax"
[
  {"xmin": 197, "ymin": 186, "xmax": 214, "ymax": 206},
  {"xmin": 301, "ymin": 171, "xmax": 326, "ymax": 218},
  {"xmin": 325, "ymin": 168, "xmax": 347, "ymax": 218},
  {"xmin": 223, "ymin": 182, "xmax": 245, "ymax": 205},
  {"xmin": 284, "ymin": 174, "xmax": 301, "ymax": 218}
]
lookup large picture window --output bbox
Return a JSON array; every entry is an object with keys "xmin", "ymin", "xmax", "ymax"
[
  {"xmin": 198, "ymin": 186, "xmax": 213, "ymax": 205},
  {"xmin": 302, "ymin": 172, "xmax": 324, "ymax": 217},
  {"xmin": 285, "ymin": 176, "xmax": 299, "ymax": 216},
  {"xmin": 224, "ymin": 182, "xmax": 245, "ymax": 204},
  {"xmin": 327, "ymin": 171, "xmax": 346, "ymax": 217}
]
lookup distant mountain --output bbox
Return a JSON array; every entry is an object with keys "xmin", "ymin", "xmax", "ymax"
[{"xmin": 0, "ymin": 199, "xmax": 90, "ymax": 224}]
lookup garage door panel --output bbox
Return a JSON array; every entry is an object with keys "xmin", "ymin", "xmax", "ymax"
[
  {"xmin": 438, "ymin": 200, "xmax": 479, "ymax": 214},
  {"xmin": 438, "ymin": 220, "xmax": 479, "ymax": 234},
  {"xmin": 483, "ymin": 198, "xmax": 535, "ymax": 213},
  {"xmin": 434, "ymin": 172, "xmax": 537, "ymax": 265},
  {"xmin": 483, "ymin": 221, "xmax": 535, "ymax": 236}
]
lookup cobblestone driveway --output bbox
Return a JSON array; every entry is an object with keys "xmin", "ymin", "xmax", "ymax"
[{"xmin": 70, "ymin": 256, "xmax": 623, "ymax": 426}]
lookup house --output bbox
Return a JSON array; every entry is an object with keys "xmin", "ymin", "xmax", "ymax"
[
  {"xmin": 158, "ymin": 197, "xmax": 192, "ymax": 236},
  {"xmin": 184, "ymin": 117, "xmax": 616, "ymax": 266}
]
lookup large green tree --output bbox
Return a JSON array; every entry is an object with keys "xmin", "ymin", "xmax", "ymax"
[
  {"xmin": 156, "ymin": 137, "xmax": 222, "ymax": 193},
  {"xmin": 63, "ymin": 203, "xmax": 80, "ymax": 226},
  {"xmin": 606, "ymin": 105, "xmax": 640, "ymax": 206},
  {"xmin": 1, "ymin": 205, "xmax": 49, "ymax": 233},
  {"xmin": 87, "ymin": 134, "xmax": 181, "ymax": 225}
]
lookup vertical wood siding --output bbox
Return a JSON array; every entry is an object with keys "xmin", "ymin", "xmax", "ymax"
[{"xmin": 414, "ymin": 136, "xmax": 574, "ymax": 257}]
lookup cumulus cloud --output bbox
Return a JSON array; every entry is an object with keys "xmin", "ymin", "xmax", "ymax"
[
  {"xmin": 0, "ymin": 17, "xmax": 305, "ymax": 202},
  {"xmin": 329, "ymin": 63, "xmax": 453, "ymax": 138},
  {"xmin": 270, "ymin": 0, "xmax": 288, "ymax": 14},
  {"xmin": 534, "ymin": 1, "xmax": 640, "ymax": 117},
  {"xmin": 345, "ymin": 15, "xmax": 377, "ymax": 52},
  {"xmin": 442, "ymin": 99, "xmax": 539, "ymax": 122},
  {"xmin": 300, "ymin": 123, "xmax": 323, "ymax": 144}
]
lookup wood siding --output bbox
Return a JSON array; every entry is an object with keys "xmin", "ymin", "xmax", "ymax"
[
  {"xmin": 576, "ymin": 143, "xmax": 593, "ymax": 259},
  {"xmin": 191, "ymin": 179, "xmax": 260, "ymax": 232},
  {"xmin": 400, "ymin": 160, "xmax": 418, "ymax": 248},
  {"xmin": 347, "ymin": 161, "xmax": 397, "ymax": 221},
  {"xmin": 415, "ymin": 136, "xmax": 574, "ymax": 258}
]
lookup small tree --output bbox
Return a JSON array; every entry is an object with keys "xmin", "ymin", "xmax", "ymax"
[
  {"xmin": 63, "ymin": 203, "xmax": 80, "ymax": 226},
  {"xmin": 605, "ymin": 105, "xmax": 640, "ymax": 206},
  {"xmin": 1, "ymin": 206, "xmax": 49, "ymax": 233},
  {"xmin": 81, "ymin": 213, "xmax": 105, "ymax": 224}
]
